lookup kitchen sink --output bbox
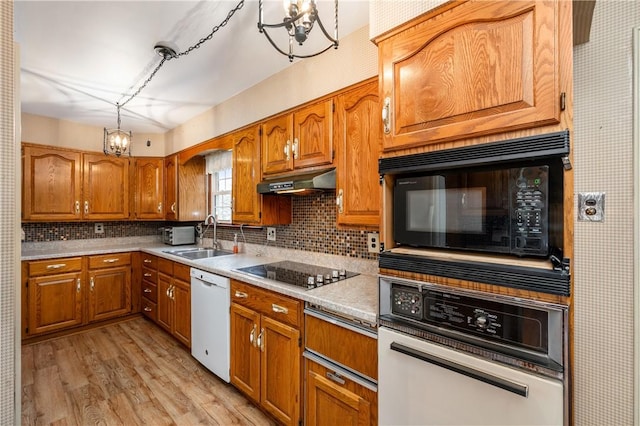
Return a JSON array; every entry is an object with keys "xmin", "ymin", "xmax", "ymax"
[{"xmin": 164, "ymin": 247, "xmax": 234, "ymax": 260}]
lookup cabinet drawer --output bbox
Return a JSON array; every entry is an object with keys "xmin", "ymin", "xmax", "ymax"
[
  {"xmin": 28, "ymin": 257, "xmax": 82, "ymax": 276},
  {"xmin": 231, "ymin": 280, "xmax": 301, "ymax": 328},
  {"xmin": 158, "ymin": 257, "xmax": 173, "ymax": 276},
  {"xmin": 88, "ymin": 252, "xmax": 131, "ymax": 269},
  {"xmin": 306, "ymin": 313, "xmax": 378, "ymax": 380},
  {"xmin": 140, "ymin": 254, "xmax": 157, "ymax": 269},
  {"xmin": 142, "ymin": 267, "xmax": 157, "ymax": 284},
  {"xmin": 142, "ymin": 281, "xmax": 158, "ymax": 303},
  {"xmin": 174, "ymin": 262, "xmax": 190, "ymax": 283},
  {"xmin": 142, "ymin": 297, "xmax": 157, "ymax": 322}
]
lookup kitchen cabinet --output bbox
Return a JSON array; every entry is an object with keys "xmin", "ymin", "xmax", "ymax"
[
  {"xmin": 375, "ymin": 0, "xmax": 564, "ymax": 151},
  {"xmin": 304, "ymin": 311, "xmax": 378, "ymax": 426},
  {"xmin": 261, "ymin": 99, "xmax": 333, "ymax": 175},
  {"xmin": 22, "ymin": 144, "xmax": 82, "ymax": 221},
  {"xmin": 139, "ymin": 253, "xmax": 158, "ymax": 322},
  {"xmin": 334, "ymin": 79, "xmax": 381, "ymax": 227},
  {"xmin": 230, "ymin": 279, "xmax": 302, "ymax": 426},
  {"xmin": 157, "ymin": 258, "xmax": 191, "ymax": 347},
  {"xmin": 25, "ymin": 257, "xmax": 83, "ymax": 336},
  {"xmin": 87, "ymin": 253, "xmax": 132, "ymax": 322},
  {"xmin": 82, "ymin": 153, "xmax": 130, "ymax": 220},
  {"xmin": 164, "ymin": 154, "xmax": 206, "ymax": 222},
  {"xmin": 133, "ymin": 157, "xmax": 164, "ymax": 220},
  {"xmin": 231, "ymin": 126, "xmax": 292, "ymax": 225}
]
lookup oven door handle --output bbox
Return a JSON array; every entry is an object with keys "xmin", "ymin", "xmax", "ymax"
[{"xmin": 390, "ymin": 342, "xmax": 529, "ymax": 398}]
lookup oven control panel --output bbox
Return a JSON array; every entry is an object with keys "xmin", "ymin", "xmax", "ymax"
[{"xmin": 391, "ymin": 285, "xmax": 423, "ymax": 320}]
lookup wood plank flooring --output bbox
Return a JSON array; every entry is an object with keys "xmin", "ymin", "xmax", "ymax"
[{"xmin": 21, "ymin": 317, "xmax": 276, "ymax": 425}]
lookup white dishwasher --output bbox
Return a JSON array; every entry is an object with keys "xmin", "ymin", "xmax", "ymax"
[{"xmin": 190, "ymin": 268, "xmax": 230, "ymax": 383}]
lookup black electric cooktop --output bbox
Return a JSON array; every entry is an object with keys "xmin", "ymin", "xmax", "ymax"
[{"xmin": 235, "ymin": 260, "xmax": 358, "ymax": 290}]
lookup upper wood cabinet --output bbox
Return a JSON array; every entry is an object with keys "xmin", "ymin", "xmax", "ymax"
[
  {"xmin": 164, "ymin": 154, "xmax": 206, "ymax": 222},
  {"xmin": 82, "ymin": 153, "xmax": 130, "ymax": 220},
  {"xmin": 22, "ymin": 145, "xmax": 82, "ymax": 221},
  {"xmin": 133, "ymin": 157, "xmax": 164, "ymax": 220},
  {"xmin": 334, "ymin": 80, "xmax": 381, "ymax": 227},
  {"xmin": 232, "ymin": 127, "xmax": 261, "ymax": 224},
  {"xmin": 262, "ymin": 99, "xmax": 333, "ymax": 175},
  {"xmin": 375, "ymin": 0, "xmax": 564, "ymax": 151}
]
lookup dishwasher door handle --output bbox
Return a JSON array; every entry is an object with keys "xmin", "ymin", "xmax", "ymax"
[{"xmin": 390, "ymin": 342, "xmax": 529, "ymax": 397}]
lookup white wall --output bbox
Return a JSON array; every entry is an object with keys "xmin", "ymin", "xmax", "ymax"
[{"xmin": 573, "ymin": 1, "xmax": 639, "ymax": 424}]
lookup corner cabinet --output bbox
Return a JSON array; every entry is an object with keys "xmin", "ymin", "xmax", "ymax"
[
  {"xmin": 334, "ymin": 79, "xmax": 381, "ymax": 227},
  {"xmin": 133, "ymin": 157, "xmax": 164, "ymax": 220},
  {"xmin": 375, "ymin": 0, "xmax": 565, "ymax": 151},
  {"xmin": 164, "ymin": 154, "xmax": 206, "ymax": 222},
  {"xmin": 262, "ymin": 99, "xmax": 333, "ymax": 175},
  {"xmin": 231, "ymin": 126, "xmax": 292, "ymax": 226},
  {"xmin": 230, "ymin": 280, "xmax": 302, "ymax": 426}
]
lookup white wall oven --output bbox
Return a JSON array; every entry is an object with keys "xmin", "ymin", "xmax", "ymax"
[{"xmin": 378, "ymin": 276, "xmax": 569, "ymax": 425}]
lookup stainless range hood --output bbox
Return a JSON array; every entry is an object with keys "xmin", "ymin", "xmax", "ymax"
[{"xmin": 257, "ymin": 168, "xmax": 336, "ymax": 195}]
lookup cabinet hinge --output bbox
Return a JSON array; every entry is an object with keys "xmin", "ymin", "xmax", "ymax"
[
  {"xmin": 259, "ymin": 127, "xmax": 263, "ymax": 136},
  {"xmin": 298, "ymin": 337, "xmax": 302, "ymax": 347},
  {"xmin": 560, "ymin": 92, "xmax": 566, "ymax": 111},
  {"xmin": 259, "ymin": 211, "xmax": 262, "ymax": 219},
  {"xmin": 332, "ymin": 150, "xmax": 335, "ymax": 160},
  {"xmin": 332, "ymin": 102, "xmax": 335, "ymax": 113},
  {"xmin": 25, "ymin": 327, "xmax": 28, "ymax": 334}
]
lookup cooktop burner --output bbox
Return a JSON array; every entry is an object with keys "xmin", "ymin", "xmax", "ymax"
[{"xmin": 235, "ymin": 260, "xmax": 359, "ymax": 290}]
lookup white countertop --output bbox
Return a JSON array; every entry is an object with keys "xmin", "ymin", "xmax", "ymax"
[{"xmin": 22, "ymin": 237, "xmax": 379, "ymax": 325}]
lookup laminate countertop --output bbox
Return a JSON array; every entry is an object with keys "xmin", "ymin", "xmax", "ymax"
[{"xmin": 21, "ymin": 237, "xmax": 379, "ymax": 326}]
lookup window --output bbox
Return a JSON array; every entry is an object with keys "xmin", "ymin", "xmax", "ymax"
[{"xmin": 206, "ymin": 150, "xmax": 233, "ymax": 223}]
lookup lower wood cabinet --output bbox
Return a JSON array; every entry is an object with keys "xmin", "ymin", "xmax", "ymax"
[
  {"xmin": 156, "ymin": 258, "xmax": 191, "ymax": 347},
  {"xmin": 23, "ymin": 253, "xmax": 133, "ymax": 338},
  {"xmin": 230, "ymin": 279, "xmax": 302, "ymax": 426}
]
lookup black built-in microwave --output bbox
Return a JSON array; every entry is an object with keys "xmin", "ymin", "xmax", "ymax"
[{"xmin": 393, "ymin": 158, "xmax": 564, "ymax": 257}]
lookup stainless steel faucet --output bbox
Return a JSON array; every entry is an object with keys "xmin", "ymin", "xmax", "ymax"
[{"xmin": 203, "ymin": 214, "xmax": 219, "ymax": 249}]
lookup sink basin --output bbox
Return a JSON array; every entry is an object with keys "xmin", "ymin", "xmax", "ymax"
[{"xmin": 164, "ymin": 247, "xmax": 234, "ymax": 260}]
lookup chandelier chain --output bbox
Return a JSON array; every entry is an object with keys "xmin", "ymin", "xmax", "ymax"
[{"xmin": 118, "ymin": 0, "xmax": 245, "ymax": 109}]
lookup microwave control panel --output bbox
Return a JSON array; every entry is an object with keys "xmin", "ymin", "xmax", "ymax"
[{"xmin": 510, "ymin": 166, "xmax": 549, "ymax": 256}]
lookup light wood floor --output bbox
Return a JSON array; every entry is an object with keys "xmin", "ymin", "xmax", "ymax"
[{"xmin": 21, "ymin": 317, "xmax": 276, "ymax": 425}]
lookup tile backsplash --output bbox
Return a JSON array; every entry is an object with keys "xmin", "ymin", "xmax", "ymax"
[{"xmin": 22, "ymin": 192, "xmax": 378, "ymax": 260}]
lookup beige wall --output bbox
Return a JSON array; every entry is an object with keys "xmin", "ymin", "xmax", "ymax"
[{"xmin": 573, "ymin": 1, "xmax": 638, "ymax": 424}]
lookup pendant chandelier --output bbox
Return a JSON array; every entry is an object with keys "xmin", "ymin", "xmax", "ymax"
[
  {"xmin": 103, "ymin": 103, "xmax": 131, "ymax": 157},
  {"xmin": 258, "ymin": 0, "xmax": 339, "ymax": 62}
]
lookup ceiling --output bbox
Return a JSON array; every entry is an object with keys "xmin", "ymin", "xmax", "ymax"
[{"xmin": 14, "ymin": 0, "xmax": 370, "ymax": 134}]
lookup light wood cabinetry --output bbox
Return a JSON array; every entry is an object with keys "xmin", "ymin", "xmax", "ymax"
[
  {"xmin": 334, "ymin": 79, "xmax": 381, "ymax": 227},
  {"xmin": 133, "ymin": 157, "xmax": 164, "ymax": 220},
  {"xmin": 375, "ymin": 0, "xmax": 564, "ymax": 151},
  {"xmin": 82, "ymin": 153, "xmax": 130, "ymax": 220},
  {"xmin": 304, "ymin": 313, "xmax": 378, "ymax": 425},
  {"xmin": 25, "ymin": 257, "xmax": 83, "ymax": 336},
  {"xmin": 231, "ymin": 126, "xmax": 293, "ymax": 226},
  {"xmin": 22, "ymin": 144, "xmax": 82, "ymax": 221},
  {"xmin": 164, "ymin": 154, "xmax": 206, "ymax": 222},
  {"xmin": 87, "ymin": 253, "xmax": 132, "ymax": 322},
  {"xmin": 157, "ymin": 258, "xmax": 191, "ymax": 347},
  {"xmin": 230, "ymin": 280, "xmax": 302, "ymax": 426},
  {"xmin": 262, "ymin": 99, "xmax": 333, "ymax": 175}
]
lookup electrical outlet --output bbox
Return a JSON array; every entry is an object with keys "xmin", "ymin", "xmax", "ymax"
[
  {"xmin": 267, "ymin": 227, "xmax": 276, "ymax": 241},
  {"xmin": 367, "ymin": 233, "xmax": 379, "ymax": 253},
  {"xmin": 94, "ymin": 223, "xmax": 104, "ymax": 234}
]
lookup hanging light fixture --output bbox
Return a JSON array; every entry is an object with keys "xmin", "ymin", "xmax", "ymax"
[
  {"xmin": 103, "ymin": 103, "xmax": 132, "ymax": 157},
  {"xmin": 258, "ymin": 0, "xmax": 338, "ymax": 62}
]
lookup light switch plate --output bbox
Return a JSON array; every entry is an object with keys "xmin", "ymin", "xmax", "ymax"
[
  {"xmin": 367, "ymin": 233, "xmax": 380, "ymax": 253},
  {"xmin": 578, "ymin": 192, "xmax": 605, "ymax": 222}
]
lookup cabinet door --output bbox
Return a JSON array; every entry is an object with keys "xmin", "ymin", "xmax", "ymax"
[
  {"xmin": 157, "ymin": 273, "xmax": 173, "ymax": 333},
  {"xmin": 230, "ymin": 303, "xmax": 261, "ymax": 403},
  {"xmin": 83, "ymin": 153, "xmax": 130, "ymax": 220},
  {"xmin": 261, "ymin": 315, "xmax": 301, "ymax": 426},
  {"xmin": 28, "ymin": 272, "xmax": 83, "ymax": 335},
  {"xmin": 164, "ymin": 155, "xmax": 178, "ymax": 221},
  {"xmin": 335, "ymin": 81, "xmax": 381, "ymax": 227},
  {"xmin": 172, "ymin": 277, "xmax": 191, "ymax": 348},
  {"xmin": 306, "ymin": 361, "xmax": 372, "ymax": 426},
  {"xmin": 262, "ymin": 114, "xmax": 294, "ymax": 175},
  {"xmin": 22, "ymin": 145, "xmax": 82, "ymax": 221},
  {"xmin": 134, "ymin": 157, "xmax": 164, "ymax": 220},
  {"xmin": 88, "ymin": 265, "xmax": 132, "ymax": 322},
  {"xmin": 177, "ymin": 156, "xmax": 206, "ymax": 221},
  {"xmin": 378, "ymin": 0, "xmax": 561, "ymax": 151},
  {"xmin": 232, "ymin": 126, "xmax": 261, "ymax": 224},
  {"xmin": 293, "ymin": 100, "xmax": 333, "ymax": 170}
]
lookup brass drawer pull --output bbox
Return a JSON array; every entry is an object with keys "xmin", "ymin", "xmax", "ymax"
[
  {"xmin": 234, "ymin": 291, "xmax": 248, "ymax": 299},
  {"xmin": 46, "ymin": 263, "xmax": 66, "ymax": 269},
  {"xmin": 102, "ymin": 258, "xmax": 119, "ymax": 263},
  {"xmin": 143, "ymin": 273, "xmax": 152, "ymax": 278},
  {"xmin": 143, "ymin": 259, "xmax": 153, "ymax": 264},
  {"xmin": 272, "ymin": 304, "xmax": 288, "ymax": 314},
  {"xmin": 143, "ymin": 306, "xmax": 153, "ymax": 312},
  {"xmin": 143, "ymin": 288, "xmax": 152, "ymax": 293}
]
